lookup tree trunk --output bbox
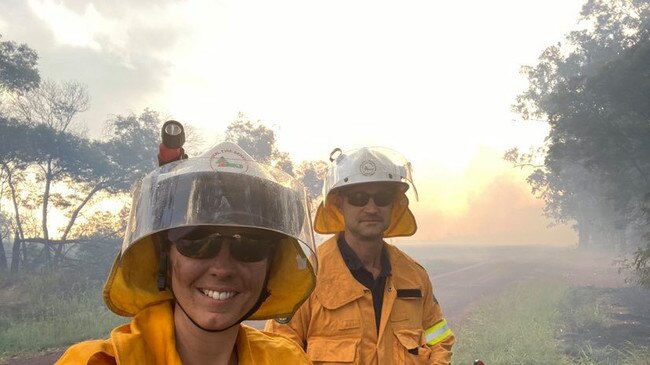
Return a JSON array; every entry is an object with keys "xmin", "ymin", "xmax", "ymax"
[
  {"xmin": 10, "ymin": 230, "xmax": 21, "ymax": 274},
  {"xmin": 578, "ymin": 220, "xmax": 592, "ymax": 249},
  {"xmin": 54, "ymin": 182, "xmax": 105, "ymax": 265},
  {"xmin": 0, "ymin": 233, "xmax": 7, "ymax": 272},
  {"xmin": 42, "ymin": 158, "xmax": 53, "ymax": 269},
  {"xmin": 1, "ymin": 163, "xmax": 26, "ymax": 252}
]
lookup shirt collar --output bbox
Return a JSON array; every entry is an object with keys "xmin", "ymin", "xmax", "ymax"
[{"xmin": 337, "ymin": 233, "xmax": 391, "ymax": 277}]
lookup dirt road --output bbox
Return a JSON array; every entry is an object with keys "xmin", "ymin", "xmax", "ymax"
[{"xmin": 0, "ymin": 245, "xmax": 630, "ymax": 365}]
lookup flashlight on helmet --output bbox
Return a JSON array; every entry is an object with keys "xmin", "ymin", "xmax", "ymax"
[{"xmin": 158, "ymin": 120, "xmax": 188, "ymax": 166}]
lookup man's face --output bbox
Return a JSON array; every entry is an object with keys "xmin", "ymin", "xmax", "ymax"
[{"xmin": 336, "ymin": 182, "xmax": 395, "ymax": 241}]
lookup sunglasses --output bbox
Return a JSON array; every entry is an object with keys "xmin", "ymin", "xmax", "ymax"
[
  {"xmin": 345, "ymin": 190, "xmax": 395, "ymax": 207},
  {"xmin": 172, "ymin": 230, "xmax": 274, "ymax": 262}
]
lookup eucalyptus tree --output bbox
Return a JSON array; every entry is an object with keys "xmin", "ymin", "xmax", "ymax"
[
  {"xmin": 511, "ymin": 0, "xmax": 650, "ymax": 284},
  {"xmin": 0, "ymin": 34, "xmax": 40, "ymax": 94},
  {"xmin": 0, "ymin": 34, "xmax": 40, "ymax": 272},
  {"xmin": 223, "ymin": 114, "xmax": 330, "ymax": 210},
  {"xmin": 3, "ymin": 80, "xmax": 92, "ymax": 268},
  {"xmin": 0, "ymin": 107, "xmax": 166, "ymax": 272},
  {"xmin": 224, "ymin": 112, "xmax": 295, "ymax": 175}
]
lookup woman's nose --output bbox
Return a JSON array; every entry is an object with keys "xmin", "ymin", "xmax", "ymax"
[{"xmin": 207, "ymin": 242, "xmax": 236, "ymax": 276}]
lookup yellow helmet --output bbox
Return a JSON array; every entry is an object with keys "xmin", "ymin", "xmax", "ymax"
[
  {"xmin": 104, "ymin": 142, "xmax": 317, "ymax": 320},
  {"xmin": 314, "ymin": 147, "xmax": 418, "ymax": 237}
]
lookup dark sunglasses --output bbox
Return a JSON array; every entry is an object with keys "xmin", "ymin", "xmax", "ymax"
[
  {"xmin": 345, "ymin": 190, "xmax": 395, "ymax": 207},
  {"xmin": 173, "ymin": 231, "xmax": 274, "ymax": 262}
]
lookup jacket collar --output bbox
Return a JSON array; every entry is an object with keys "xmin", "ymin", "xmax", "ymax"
[
  {"xmin": 110, "ymin": 301, "xmax": 263, "ymax": 364},
  {"xmin": 314, "ymin": 234, "xmax": 371, "ymax": 309},
  {"xmin": 112, "ymin": 301, "xmax": 181, "ymax": 364}
]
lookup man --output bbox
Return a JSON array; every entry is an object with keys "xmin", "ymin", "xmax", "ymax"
[{"xmin": 266, "ymin": 146, "xmax": 455, "ymax": 364}]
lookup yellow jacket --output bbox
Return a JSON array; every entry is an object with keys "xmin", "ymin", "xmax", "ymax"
[
  {"xmin": 266, "ymin": 235, "xmax": 454, "ymax": 364},
  {"xmin": 55, "ymin": 301, "xmax": 312, "ymax": 365}
]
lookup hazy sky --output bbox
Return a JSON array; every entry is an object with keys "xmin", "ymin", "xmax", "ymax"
[{"xmin": 0, "ymin": 0, "xmax": 585, "ymax": 245}]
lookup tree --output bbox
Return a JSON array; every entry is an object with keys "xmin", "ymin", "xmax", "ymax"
[
  {"xmin": 224, "ymin": 112, "xmax": 295, "ymax": 175},
  {"xmin": 0, "ymin": 107, "xmax": 165, "ymax": 272},
  {"xmin": 0, "ymin": 211, "xmax": 10, "ymax": 272},
  {"xmin": 0, "ymin": 34, "xmax": 40, "ymax": 94},
  {"xmin": 68, "ymin": 209, "xmax": 128, "ymax": 280},
  {"xmin": 4, "ymin": 80, "xmax": 91, "ymax": 268},
  {"xmin": 223, "ymin": 113, "xmax": 330, "ymax": 213},
  {"xmin": 8, "ymin": 79, "xmax": 89, "ymax": 132},
  {"xmin": 511, "ymin": 0, "xmax": 650, "ymax": 282},
  {"xmin": 295, "ymin": 160, "xmax": 328, "ymax": 200},
  {"xmin": 0, "ymin": 116, "xmax": 40, "ymax": 272}
]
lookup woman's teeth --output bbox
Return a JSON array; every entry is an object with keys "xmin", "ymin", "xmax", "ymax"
[{"xmin": 203, "ymin": 289, "xmax": 235, "ymax": 300}]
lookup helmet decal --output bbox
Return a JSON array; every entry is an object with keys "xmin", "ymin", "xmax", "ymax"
[
  {"xmin": 209, "ymin": 146, "xmax": 249, "ymax": 172},
  {"xmin": 360, "ymin": 160, "xmax": 377, "ymax": 176}
]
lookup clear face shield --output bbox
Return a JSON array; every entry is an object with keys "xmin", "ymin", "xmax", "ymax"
[
  {"xmin": 123, "ymin": 153, "xmax": 316, "ymax": 272},
  {"xmin": 105, "ymin": 142, "xmax": 317, "ymax": 320}
]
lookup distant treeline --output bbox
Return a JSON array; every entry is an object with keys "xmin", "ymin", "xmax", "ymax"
[{"xmin": 0, "ymin": 35, "xmax": 326, "ymax": 276}]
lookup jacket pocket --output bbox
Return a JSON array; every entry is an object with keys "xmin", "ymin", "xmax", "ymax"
[
  {"xmin": 393, "ymin": 329, "xmax": 432, "ymax": 365},
  {"xmin": 307, "ymin": 338, "xmax": 360, "ymax": 364}
]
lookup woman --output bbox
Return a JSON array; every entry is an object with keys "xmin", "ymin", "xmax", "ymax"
[{"xmin": 56, "ymin": 141, "xmax": 317, "ymax": 364}]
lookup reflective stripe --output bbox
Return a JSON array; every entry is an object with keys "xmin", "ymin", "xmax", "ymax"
[{"xmin": 425, "ymin": 319, "xmax": 453, "ymax": 346}]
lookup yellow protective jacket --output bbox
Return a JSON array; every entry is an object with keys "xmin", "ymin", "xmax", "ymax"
[
  {"xmin": 266, "ymin": 235, "xmax": 454, "ymax": 364},
  {"xmin": 55, "ymin": 301, "xmax": 312, "ymax": 365}
]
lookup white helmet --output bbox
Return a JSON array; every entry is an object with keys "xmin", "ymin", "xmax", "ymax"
[{"xmin": 314, "ymin": 146, "xmax": 418, "ymax": 238}]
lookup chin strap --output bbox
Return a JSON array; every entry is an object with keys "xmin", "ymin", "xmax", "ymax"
[
  {"xmin": 157, "ymin": 238, "xmax": 169, "ymax": 291},
  {"xmin": 175, "ymin": 287, "xmax": 270, "ymax": 333}
]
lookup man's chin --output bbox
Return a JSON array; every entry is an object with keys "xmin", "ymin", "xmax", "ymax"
[{"xmin": 358, "ymin": 230, "xmax": 385, "ymax": 241}]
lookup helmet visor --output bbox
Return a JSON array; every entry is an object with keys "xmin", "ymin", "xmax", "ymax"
[{"xmin": 123, "ymin": 157, "xmax": 316, "ymax": 270}]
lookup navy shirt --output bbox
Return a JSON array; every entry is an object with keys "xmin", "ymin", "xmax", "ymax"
[{"xmin": 337, "ymin": 233, "xmax": 391, "ymax": 332}]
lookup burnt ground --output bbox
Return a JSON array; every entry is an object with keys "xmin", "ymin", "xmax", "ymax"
[
  {"xmin": 2, "ymin": 245, "xmax": 649, "ymax": 365},
  {"xmin": 560, "ymin": 286, "xmax": 650, "ymax": 362}
]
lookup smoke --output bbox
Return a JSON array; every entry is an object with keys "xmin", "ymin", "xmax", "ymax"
[
  {"xmin": 0, "ymin": 0, "xmax": 189, "ymax": 135},
  {"xmin": 411, "ymin": 173, "xmax": 576, "ymax": 246}
]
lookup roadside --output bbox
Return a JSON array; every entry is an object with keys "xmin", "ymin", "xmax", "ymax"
[
  {"xmin": 560, "ymin": 286, "xmax": 650, "ymax": 364},
  {"xmin": 2, "ymin": 245, "xmax": 648, "ymax": 365}
]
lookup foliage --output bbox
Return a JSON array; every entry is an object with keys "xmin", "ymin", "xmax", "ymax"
[
  {"xmin": 225, "ymin": 112, "xmax": 294, "ymax": 175},
  {"xmin": 0, "ymin": 272, "xmax": 124, "ymax": 356},
  {"xmin": 68, "ymin": 209, "xmax": 128, "ymax": 280},
  {"xmin": 0, "ymin": 34, "xmax": 40, "ymax": 94},
  {"xmin": 455, "ymin": 278, "xmax": 650, "ymax": 365},
  {"xmin": 510, "ymin": 0, "xmax": 650, "ymax": 259},
  {"xmin": 453, "ymin": 278, "xmax": 570, "ymax": 365},
  {"xmin": 99, "ymin": 108, "xmax": 161, "ymax": 192},
  {"xmin": 0, "ymin": 106, "xmax": 164, "ymax": 272},
  {"xmin": 295, "ymin": 160, "xmax": 329, "ymax": 200},
  {"xmin": 630, "ymin": 239, "xmax": 650, "ymax": 288},
  {"xmin": 223, "ymin": 113, "xmax": 328, "ymax": 207},
  {"xmin": 560, "ymin": 286, "xmax": 650, "ymax": 365},
  {"xmin": 7, "ymin": 79, "xmax": 89, "ymax": 132}
]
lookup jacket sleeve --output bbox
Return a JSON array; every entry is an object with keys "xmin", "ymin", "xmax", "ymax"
[
  {"xmin": 54, "ymin": 339, "xmax": 116, "ymax": 365},
  {"xmin": 421, "ymin": 275, "xmax": 455, "ymax": 365},
  {"xmin": 264, "ymin": 294, "xmax": 312, "ymax": 350}
]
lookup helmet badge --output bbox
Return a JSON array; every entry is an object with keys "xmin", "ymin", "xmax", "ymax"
[
  {"xmin": 210, "ymin": 147, "xmax": 250, "ymax": 172},
  {"xmin": 360, "ymin": 160, "xmax": 376, "ymax": 176}
]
